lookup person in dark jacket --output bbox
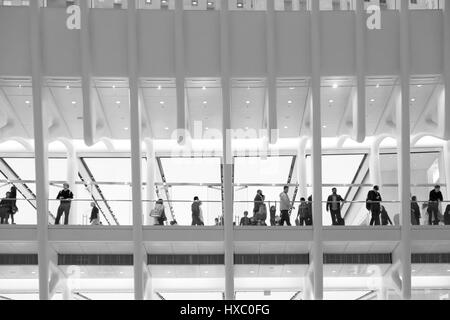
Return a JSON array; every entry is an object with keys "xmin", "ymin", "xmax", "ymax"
[
  {"xmin": 0, "ymin": 192, "xmax": 13, "ymax": 224},
  {"xmin": 307, "ymin": 195, "xmax": 313, "ymax": 226},
  {"xmin": 380, "ymin": 206, "xmax": 393, "ymax": 226},
  {"xmin": 326, "ymin": 188, "xmax": 344, "ymax": 226},
  {"xmin": 240, "ymin": 211, "xmax": 251, "ymax": 226},
  {"xmin": 253, "ymin": 190, "xmax": 264, "ymax": 218},
  {"xmin": 55, "ymin": 183, "xmax": 73, "ymax": 225},
  {"xmin": 9, "ymin": 186, "xmax": 18, "ymax": 224},
  {"xmin": 191, "ymin": 196, "xmax": 203, "ymax": 226},
  {"xmin": 89, "ymin": 202, "xmax": 100, "ymax": 225},
  {"xmin": 428, "ymin": 185, "xmax": 443, "ymax": 225},
  {"xmin": 367, "ymin": 185, "xmax": 382, "ymax": 226},
  {"xmin": 411, "ymin": 196, "xmax": 421, "ymax": 226}
]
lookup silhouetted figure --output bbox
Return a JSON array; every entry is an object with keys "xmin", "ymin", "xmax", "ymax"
[
  {"xmin": 380, "ymin": 206, "xmax": 393, "ymax": 226},
  {"xmin": 269, "ymin": 205, "xmax": 276, "ymax": 226},
  {"xmin": 191, "ymin": 197, "xmax": 204, "ymax": 226},
  {"xmin": 366, "ymin": 185, "xmax": 382, "ymax": 226},
  {"xmin": 90, "ymin": 202, "xmax": 100, "ymax": 225},
  {"xmin": 240, "ymin": 211, "xmax": 251, "ymax": 226},
  {"xmin": 428, "ymin": 185, "xmax": 443, "ymax": 225},
  {"xmin": 411, "ymin": 196, "xmax": 421, "ymax": 226},
  {"xmin": 326, "ymin": 188, "xmax": 344, "ymax": 226},
  {"xmin": 279, "ymin": 186, "xmax": 292, "ymax": 226},
  {"xmin": 297, "ymin": 198, "xmax": 310, "ymax": 226},
  {"xmin": 55, "ymin": 183, "xmax": 73, "ymax": 225},
  {"xmin": 253, "ymin": 190, "xmax": 264, "ymax": 218},
  {"xmin": 0, "ymin": 192, "xmax": 13, "ymax": 224},
  {"xmin": 9, "ymin": 186, "xmax": 18, "ymax": 224},
  {"xmin": 444, "ymin": 205, "xmax": 450, "ymax": 226}
]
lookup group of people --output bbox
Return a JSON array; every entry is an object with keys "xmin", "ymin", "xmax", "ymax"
[
  {"xmin": 0, "ymin": 186, "xmax": 18, "ymax": 224},
  {"xmin": 366, "ymin": 184, "xmax": 450, "ymax": 226}
]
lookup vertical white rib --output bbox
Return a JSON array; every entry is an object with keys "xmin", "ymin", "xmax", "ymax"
[
  {"xmin": 443, "ymin": 0, "xmax": 450, "ymax": 139},
  {"xmin": 221, "ymin": 0, "xmax": 234, "ymax": 300},
  {"xmin": 175, "ymin": 0, "xmax": 186, "ymax": 145},
  {"xmin": 29, "ymin": 0, "xmax": 49, "ymax": 301},
  {"xmin": 310, "ymin": 0, "xmax": 323, "ymax": 301},
  {"xmin": 266, "ymin": 0, "xmax": 277, "ymax": 144},
  {"xmin": 354, "ymin": 0, "xmax": 366, "ymax": 143},
  {"xmin": 79, "ymin": 0, "xmax": 96, "ymax": 146},
  {"xmin": 398, "ymin": 0, "xmax": 412, "ymax": 301},
  {"xmin": 127, "ymin": 0, "xmax": 144, "ymax": 301}
]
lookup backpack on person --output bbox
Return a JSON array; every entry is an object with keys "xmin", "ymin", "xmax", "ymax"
[{"xmin": 150, "ymin": 206, "xmax": 163, "ymax": 218}]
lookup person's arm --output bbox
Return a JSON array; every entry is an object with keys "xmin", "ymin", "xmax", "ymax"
[{"xmin": 326, "ymin": 196, "xmax": 330, "ymax": 212}]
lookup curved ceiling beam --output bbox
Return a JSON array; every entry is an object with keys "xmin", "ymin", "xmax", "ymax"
[{"xmin": 0, "ymin": 136, "xmax": 33, "ymax": 152}]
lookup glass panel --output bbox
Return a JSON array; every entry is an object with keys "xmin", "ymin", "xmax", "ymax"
[
  {"xmin": 137, "ymin": 0, "xmax": 175, "ymax": 9},
  {"xmin": 228, "ymin": 0, "xmax": 267, "ymax": 10},
  {"xmin": 183, "ymin": 0, "xmax": 220, "ymax": 10},
  {"xmin": 160, "ymin": 157, "xmax": 221, "ymax": 184},
  {"xmin": 91, "ymin": 0, "xmax": 127, "ymax": 9}
]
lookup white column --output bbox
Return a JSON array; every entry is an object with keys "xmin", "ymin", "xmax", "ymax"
[
  {"xmin": 369, "ymin": 138, "xmax": 383, "ymax": 187},
  {"xmin": 128, "ymin": 0, "xmax": 144, "ymax": 300},
  {"xmin": 443, "ymin": 141, "xmax": 450, "ymax": 200},
  {"xmin": 297, "ymin": 137, "xmax": 309, "ymax": 199},
  {"xmin": 175, "ymin": 0, "xmax": 186, "ymax": 145},
  {"xmin": 354, "ymin": 0, "xmax": 366, "ymax": 143},
  {"xmin": 266, "ymin": 0, "xmax": 277, "ymax": 144},
  {"xmin": 442, "ymin": 0, "xmax": 450, "ymax": 140},
  {"xmin": 310, "ymin": 0, "xmax": 323, "ymax": 301},
  {"xmin": 79, "ymin": 0, "xmax": 96, "ymax": 146},
  {"xmin": 145, "ymin": 139, "xmax": 156, "ymax": 226},
  {"xmin": 398, "ymin": 0, "xmax": 412, "ymax": 300},
  {"xmin": 29, "ymin": 0, "xmax": 50, "ymax": 301},
  {"xmin": 221, "ymin": 0, "xmax": 234, "ymax": 300}
]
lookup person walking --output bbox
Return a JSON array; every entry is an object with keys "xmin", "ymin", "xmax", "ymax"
[
  {"xmin": 326, "ymin": 188, "xmax": 345, "ymax": 226},
  {"xmin": 279, "ymin": 186, "xmax": 292, "ymax": 226},
  {"xmin": 411, "ymin": 196, "xmax": 421, "ymax": 226},
  {"xmin": 428, "ymin": 185, "xmax": 443, "ymax": 225},
  {"xmin": 89, "ymin": 202, "xmax": 100, "ymax": 225},
  {"xmin": 191, "ymin": 196, "xmax": 204, "ymax": 226},
  {"xmin": 366, "ymin": 185, "xmax": 382, "ymax": 226},
  {"xmin": 0, "ymin": 192, "xmax": 13, "ymax": 225},
  {"xmin": 55, "ymin": 183, "xmax": 73, "ymax": 225}
]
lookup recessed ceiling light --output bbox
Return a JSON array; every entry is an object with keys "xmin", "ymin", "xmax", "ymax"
[
  {"xmin": 25, "ymin": 100, "xmax": 30, "ymax": 104},
  {"xmin": 124, "ymin": 127, "xmax": 129, "ymax": 131},
  {"xmin": 112, "ymin": 85, "xmax": 116, "ymax": 89},
  {"xmin": 284, "ymin": 126, "xmax": 288, "ymax": 129},
  {"xmin": 72, "ymin": 101, "xmax": 76, "ymax": 104},
  {"xmin": 329, "ymin": 99, "xmax": 334, "ymax": 103},
  {"xmin": 249, "ymin": 270, "xmax": 255, "ymax": 274},
  {"xmin": 205, "ymin": 127, "xmax": 209, "ymax": 130},
  {"xmin": 247, "ymin": 86, "xmax": 251, "ymax": 90},
  {"xmin": 370, "ymin": 98, "xmax": 376, "ymax": 102},
  {"xmin": 202, "ymin": 86, "xmax": 206, "ymax": 90},
  {"xmin": 332, "ymin": 83, "xmax": 338, "ymax": 89},
  {"xmin": 323, "ymin": 125, "xmax": 327, "ymax": 128},
  {"xmin": 245, "ymin": 127, "xmax": 249, "ymax": 130},
  {"xmin": 412, "ymin": 269, "xmax": 416, "ymax": 272},
  {"xmin": 376, "ymin": 84, "xmax": 380, "ymax": 88},
  {"xmin": 288, "ymin": 100, "xmax": 293, "ymax": 104},
  {"xmin": 164, "ymin": 127, "xmax": 169, "ymax": 130},
  {"xmin": 31, "ymin": 271, "xmax": 36, "ymax": 274},
  {"xmin": 157, "ymin": 85, "xmax": 162, "ymax": 90},
  {"xmin": 116, "ymin": 101, "xmax": 121, "ymax": 104},
  {"xmin": 203, "ymin": 101, "xmax": 207, "ymax": 105},
  {"xmin": 119, "ymin": 271, "xmax": 124, "ymax": 274},
  {"xmin": 246, "ymin": 101, "xmax": 250, "ymax": 104},
  {"xmin": 411, "ymin": 98, "xmax": 416, "ymax": 102},
  {"xmin": 160, "ymin": 101, "xmax": 165, "ymax": 105},
  {"xmin": 204, "ymin": 270, "xmax": 209, "ymax": 274},
  {"xmin": 289, "ymin": 87, "xmax": 295, "ymax": 90},
  {"xmin": 18, "ymin": 84, "xmax": 22, "ymax": 88},
  {"xmin": 332, "ymin": 270, "xmax": 337, "ymax": 273},
  {"xmin": 417, "ymin": 85, "xmax": 423, "ymax": 88},
  {"xmin": 65, "ymin": 85, "xmax": 70, "ymax": 90},
  {"xmin": 447, "ymin": 269, "xmax": 450, "ymax": 272},
  {"xmin": 286, "ymin": 270, "xmax": 292, "ymax": 273},
  {"xmin": 167, "ymin": 271, "xmax": 171, "ymax": 274}
]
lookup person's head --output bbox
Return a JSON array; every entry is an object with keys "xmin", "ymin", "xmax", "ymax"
[
  {"xmin": 300, "ymin": 197, "xmax": 306, "ymax": 203},
  {"xmin": 373, "ymin": 185, "xmax": 379, "ymax": 191},
  {"xmin": 257, "ymin": 190, "xmax": 262, "ymax": 195},
  {"xmin": 215, "ymin": 218, "xmax": 219, "ymax": 223},
  {"xmin": 244, "ymin": 211, "xmax": 248, "ymax": 217},
  {"xmin": 283, "ymin": 186, "xmax": 289, "ymax": 193},
  {"xmin": 194, "ymin": 196, "xmax": 199, "ymax": 202},
  {"xmin": 156, "ymin": 198, "xmax": 163, "ymax": 205},
  {"xmin": 5, "ymin": 192, "xmax": 10, "ymax": 198},
  {"xmin": 332, "ymin": 188, "xmax": 337, "ymax": 194},
  {"xmin": 308, "ymin": 195, "xmax": 312, "ymax": 201},
  {"xmin": 434, "ymin": 185, "xmax": 441, "ymax": 192},
  {"xmin": 63, "ymin": 183, "xmax": 69, "ymax": 190},
  {"xmin": 412, "ymin": 196, "xmax": 417, "ymax": 202},
  {"xmin": 90, "ymin": 202, "xmax": 96, "ymax": 208}
]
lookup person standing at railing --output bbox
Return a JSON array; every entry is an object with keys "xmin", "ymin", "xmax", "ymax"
[
  {"xmin": 55, "ymin": 183, "xmax": 73, "ymax": 225},
  {"xmin": 191, "ymin": 196, "xmax": 204, "ymax": 226},
  {"xmin": 0, "ymin": 192, "xmax": 13, "ymax": 225},
  {"xmin": 428, "ymin": 185, "xmax": 443, "ymax": 225},
  {"xmin": 366, "ymin": 185, "xmax": 382, "ymax": 226},
  {"xmin": 380, "ymin": 205, "xmax": 393, "ymax": 226},
  {"xmin": 253, "ymin": 190, "xmax": 264, "ymax": 219},
  {"xmin": 279, "ymin": 186, "xmax": 292, "ymax": 226},
  {"xmin": 9, "ymin": 186, "xmax": 18, "ymax": 225},
  {"xmin": 326, "ymin": 188, "xmax": 345, "ymax": 226},
  {"xmin": 411, "ymin": 196, "xmax": 421, "ymax": 226},
  {"xmin": 89, "ymin": 202, "xmax": 100, "ymax": 225},
  {"xmin": 296, "ymin": 198, "xmax": 310, "ymax": 226},
  {"xmin": 240, "ymin": 211, "xmax": 251, "ymax": 226}
]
